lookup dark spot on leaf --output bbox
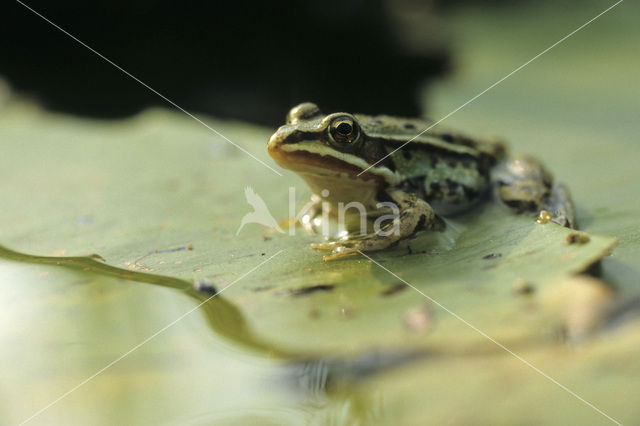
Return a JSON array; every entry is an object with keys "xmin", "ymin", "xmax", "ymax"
[
  {"xmin": 404, "ymin": 122, "xmax": 416, "ymax": 130},
  {"xmin": 252, "ymin": 285, "xmax": 274, "ymax": 292},
  {"xmin": 513, "ymin": 280, "xmax": 535, "ymax": 295},
  {"xmin": 482, "ymin": 253, "xmax": 502, "ymax": 260},
  {"xmin": 194, "ymin": 280, "xmax": 218, "ymax": 294},
  {"xmin": 381, "ymin": 283, "xmax": 407, "ymax": 296},
  {"xmin": 281, "ymin": 284, "xmax": 335, "ymax": 296},
  {"xmin": 566, "ymin": 232, "xmax": 590, "ymax": 245}
]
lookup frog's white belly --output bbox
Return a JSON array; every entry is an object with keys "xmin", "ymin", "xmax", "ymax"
[{"xmin": 299, "ymin": 171, "xmax": 380, "ymax": 209}]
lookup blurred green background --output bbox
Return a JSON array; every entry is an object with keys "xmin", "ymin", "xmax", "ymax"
[{"xmin": 1, "ymin": 0, "xmax": 639, "ymax": 425}]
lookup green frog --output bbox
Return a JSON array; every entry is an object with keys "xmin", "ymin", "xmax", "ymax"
[{"xmin": 268, "ymin": 102, "xmax": 575, "ymax": 260}]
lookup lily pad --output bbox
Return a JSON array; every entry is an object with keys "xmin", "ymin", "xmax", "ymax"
[
  {"xmin": 0, "ymin": 95, "xmax": 625, "ymax": 424},
  {"xmin": 0, "ymin": 99, "xmax": 618, "ymax": 356},
  {"xmin": 2, "ymin": 0, "xmax": 640, "ymax": 424}
]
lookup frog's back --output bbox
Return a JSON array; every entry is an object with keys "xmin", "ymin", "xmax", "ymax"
[
  {"xmin": 357, "ymin": 113, "xmax": 507, "ymax": 215},
  {"xmin": 356, "ymin": 114, "xmax": 506, "ymax": 159}
]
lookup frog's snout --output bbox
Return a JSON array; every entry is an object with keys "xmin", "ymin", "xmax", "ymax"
[
  {"xmin": 268, "ymin": 125, "xmax": 285, "ymax": 148},
  {"xmin": 267, "ymin": 125, "xmax": 292, "ymax": 158}
]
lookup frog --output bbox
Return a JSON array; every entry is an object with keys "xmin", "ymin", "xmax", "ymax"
[{"xmin": 267, "ymin": 102, "xmax": 575, "ymax": 260}]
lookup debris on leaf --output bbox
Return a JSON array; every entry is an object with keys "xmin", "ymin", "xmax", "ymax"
[
  {"xmin": 566, "ymin": 232, "xmax": 590, "ymax": 245},
  {"xmin": 134, "ymin": 244, "xmax": 195, "ymax": 269},
  {"xmin": 512, "ymin": 278, "xmax": 535, "ymax": 295},
  {"xmin": 194, "ymin": 280, "xmax": 218, "ymax": 294},
  {"xmin": 482, "ymin": 253, "xmax": 502, "ymax": 260},
  {"xmin": 403, "ymin": 305, "xmax": 433, "ymax": 333},
  {"xmin": 544, "ymin": 275, "xmax": 615, "ymax": 342},
  {"xmin": 381, "ymin": 283, "xmax": 408, "ymax": 296},
  {"xmin": 279, "ymin": 284, "xmax": 335, "ymax": 297},
  {"xmin": 90, "ymin": 253, "xmax": 106, "ymax": 262}
]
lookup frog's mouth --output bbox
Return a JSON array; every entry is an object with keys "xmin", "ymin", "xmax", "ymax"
[
  {"xmin": 270, "ymin": 146, "xmax": 368, "ymax": 178},
  {"xmin": 268, "ymin": 140, "xmax": 397, "ymax": 186}
]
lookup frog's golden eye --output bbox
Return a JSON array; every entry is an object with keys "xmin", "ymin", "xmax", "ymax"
[{"xmin": 328, "ymin": 116, "xmax": 361, "ymax": 147}]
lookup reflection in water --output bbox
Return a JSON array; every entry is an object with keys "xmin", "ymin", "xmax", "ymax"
[
  {"xmin": 0, "ymin": 244, "xmax": 427, "ymax": 425},
  {"xmin": 280, "ymin": 350, "xmax": 429, "ymax": 424},
  {"xmin": 293, "ymin": 359, "xmax": 330, "ymax": 399},
  {"xmin": 289, "ymin": 350, "xmax": 427, "ymax": 394}
]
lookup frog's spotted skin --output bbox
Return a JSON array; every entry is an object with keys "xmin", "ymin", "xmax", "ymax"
[
  {"xmin": 268, "ymin": 102, "xmax": 575, "ymax": 260},
  {"xmin": 390, "ymin": 147, "xmax": 490, "ymax": 215}
]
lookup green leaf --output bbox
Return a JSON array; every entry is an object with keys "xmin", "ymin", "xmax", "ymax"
[{"xmin": 2, "ymin": 1, "xmax": 639, "ymax": 423}]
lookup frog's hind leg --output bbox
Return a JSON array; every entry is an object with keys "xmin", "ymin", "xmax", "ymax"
[
  {"xmin": 492, "ymin": 155, "xmax": 576, "ymax": 228},
  {"xmin": 311, "ymin": 189, "xmax": 438, "ymax": 261}
]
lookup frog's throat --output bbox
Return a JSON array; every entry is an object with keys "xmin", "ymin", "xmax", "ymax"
[{"xmin": 269, "ymin": 141, "xmax": 400, "ymax": 186}]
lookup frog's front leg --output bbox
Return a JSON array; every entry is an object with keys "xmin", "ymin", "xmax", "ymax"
[
  {"xmin": 311, "ymin": 189, "xmax": 438, "ymax": 261},
  {"xmin": 492, "ymin": 155, "xmax": 575, "ymax": 228},
  {"xmin": 289, "ymin": 194, "xmax": 323, "ymax": 235}
]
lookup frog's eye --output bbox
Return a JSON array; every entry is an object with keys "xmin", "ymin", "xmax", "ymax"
[
  {"xmin": 328, "ymin": 116, "xmax": 361, "ymax": 147},
  {"xmin": 287, "ymin": 102, "xmax": 321, "ymax": 124}
]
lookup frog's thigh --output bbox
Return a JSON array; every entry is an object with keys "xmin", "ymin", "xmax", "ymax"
[
  {"xmin": 492, "ymin": 156, "xmax": 575, "ymax": 228},
  {"xmin": 387, "ymin": 189, "xmax": 438, "ymax": 233},
  {"xmin": 312, "ymin": 190, "xmax": 436, "ymax": 260}
]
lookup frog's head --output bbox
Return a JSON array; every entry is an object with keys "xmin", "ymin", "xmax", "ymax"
[{"xmin": 268, "ymin": 103, "xmax": 398, "ymax": 201}]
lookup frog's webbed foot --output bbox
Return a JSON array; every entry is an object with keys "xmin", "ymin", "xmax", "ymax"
[
  {"xmin": 311, "ymin": 190, "xmax": 438, "ymax": 261},
  {"xmin": 310, "ymin": 230, "xmax": 399, "ymax": 260},
  {"xmin": 492, "ymin": 155, "xmax": 576, "ymax": 228}
]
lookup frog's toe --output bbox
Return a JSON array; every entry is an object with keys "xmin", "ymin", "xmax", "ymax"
[
  {"xmin": 310, "ymin": 241, "xmax": 342, "ymax": 251},
  {"xmin": 322, "ymin": 246, "xmax": 360, "ymax": 261},
  {"xmin": 310, "ymin": 240, "xmax": 361, "ymax": 260}
]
